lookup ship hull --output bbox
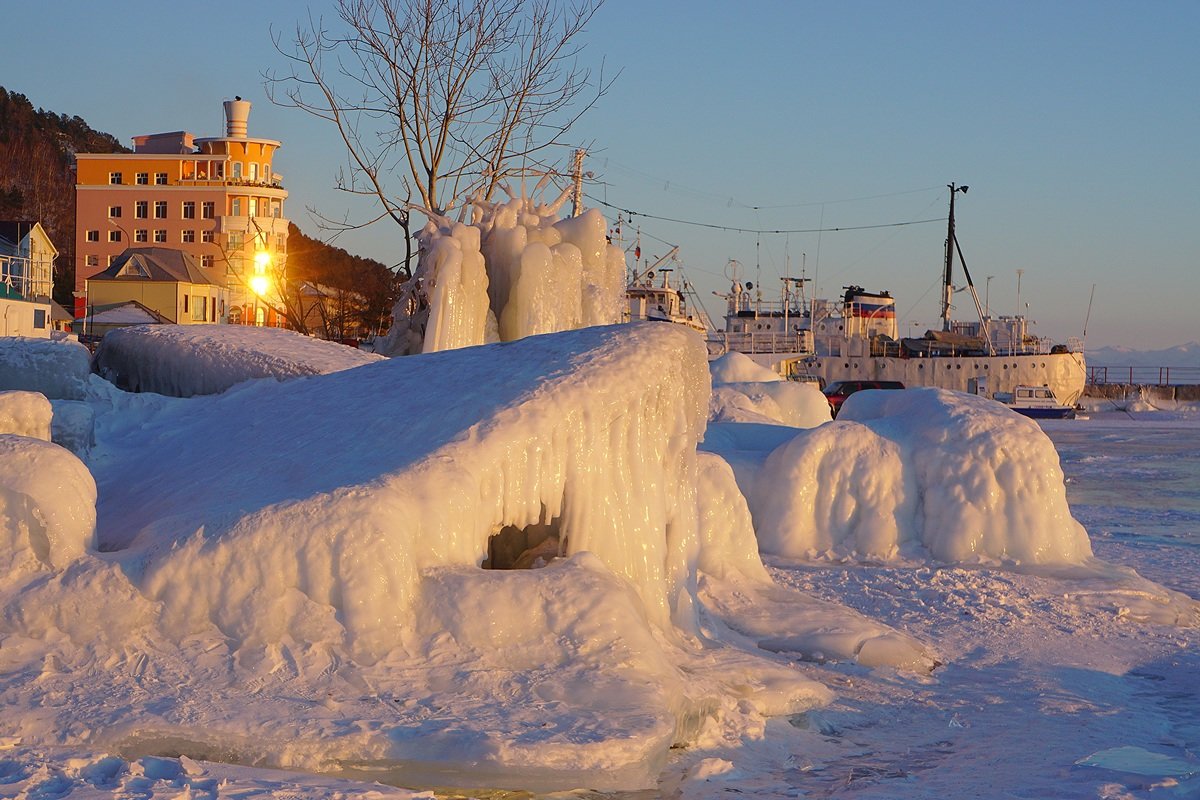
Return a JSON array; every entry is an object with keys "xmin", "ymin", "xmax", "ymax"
[{"xmin": 808, "ymin": 351, "xmax": 1086, "ymax": 406}]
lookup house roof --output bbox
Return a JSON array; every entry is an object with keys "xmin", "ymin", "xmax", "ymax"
[
  {"xmin": 80, "ymin": 300, "xmax": 173, "ymax": 325},
  {"xmin": 92, "ymin": 248, "xmax": 220, "ymax": 286},
  {"xmin": 0, "ymin": 220, "xmax": 41, "ymax": 252}
]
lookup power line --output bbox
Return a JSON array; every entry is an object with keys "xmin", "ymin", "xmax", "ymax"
[{"xmin": 587, "ymin": 193, "xmax": 942, "ymax": 235}]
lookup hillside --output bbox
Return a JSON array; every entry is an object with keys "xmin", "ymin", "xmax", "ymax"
[
  {"xmin": 0, "ymin": 86, "xmax": 128, "ymax": 306},
  {"xmin": 0, "ymin": 85, "xmax": 397, "ymax": 327}
]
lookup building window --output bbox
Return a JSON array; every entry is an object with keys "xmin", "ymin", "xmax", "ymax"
[
  {"xmin": 108, "ymin": 230, "xmax": 122, "ymax": 242},
  {"xmin": 213, "ymin": 162, "xmax": 225, "ymax": 180},
  {"xmin": 85, "ymin": 254, "xmax": 99, "ymax": 267},
  {"xmin": 249, "ymin": 163, "xmax": 259, "ymax": 182},
  {"xmin": 135, "ymin": 200, "xmax": 148, "ymax": 219},
  {"xmin": 201, "ymin": 254, "xmax": 214, "ymax": 268},
  {"xmin": 182, "ymin": 230, "xmax": 195, "ymax": 243},
  {"xmin": 182, "ymin": 201, "xmax": 196, "ymax": 219},
  {"xmin": 249, "ymin": 198, "xmax": 259, "ymax": 217},
  {"xmin": 192, "ymin": 296, "xmax": 206, "ymax": 321},
  {"xmin": 154, "ymin": 229, "xmax": 167, "ymax": 243},
  {"xmin": 109, "ymin": 172, "xmax": 122, "ymax": 185},
  {"xmin": 202, "ymin": 230, "xmax": 214, "ymax": 243},
  {"xmin": 276, "ymin": 234, "xmax": 285, "ymax": 252},
  {"xmin": 136, "ymin": 172, "xmax": 149, "ymax": 185},
  {"xmin": 228, "ymin": 231, "xmax": 243, "ymax": 250},
  {"xmin": 271, "ymin": 200, "xmax": 281, "ymax": 218},
  {"xmin": 33, "ymin": 309, "xmax": 47, "ymax": 329},
  {"xmin": 155, "ymin": 172, "xmax": 168, "ymax": 185},
  {"xmin": 202, "ymin": 201, "xmax": 215, "ymax": 219},
  {"xmin": 230, "ymin": 198, "xmax": 242, "ymax": 216},
  {"xmin": 135, "ymin": 229, "xmax": 148, "ymax": 242},
  {"xmin": 232, "ymin": 162, "xmax": 243, "ymax": 180},
  {"xmin": 107, "ymin": 255, "xmax": 116, "ymax": 266},
  {"xmin": 85, "ymin": 230, "xmax": 100, "ymax": 242},
  {"xmin": 154, "ymin": 201, "xmax": 167, "ymax": 219},
  {"xmin": 108, "ymin": 205, "xmax": 122, "ymax": 218}
]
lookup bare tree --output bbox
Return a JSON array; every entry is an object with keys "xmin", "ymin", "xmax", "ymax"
[{"xmin": 267, "ymin": 0, "xmax": 610, "ymax": 271}]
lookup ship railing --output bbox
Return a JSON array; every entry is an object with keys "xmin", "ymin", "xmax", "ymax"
[
  {"xmin": 1087, "ymin": 366, "xmax": 1200, "ymax": 387},
  {"xmin": 708, "ymin": 330, "xmax": 814, "ymax": 356}
]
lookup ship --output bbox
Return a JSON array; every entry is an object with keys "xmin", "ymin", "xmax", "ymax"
[{"xmin": 707, "ymin": 184, "xmax": 1088, "ymax": 406}]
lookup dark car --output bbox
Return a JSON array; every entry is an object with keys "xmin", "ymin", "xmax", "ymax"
[{"xmin": 823, "ymin": 380, "xmax": 905, "ymax": 417}]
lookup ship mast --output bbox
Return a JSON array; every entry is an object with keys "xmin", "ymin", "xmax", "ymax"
[
  {"xmin": 941, "ymin": 182, "xmax": 967, "ymax": 331},
  {"xmin": 941, "ymin": 182, "xmax": 995, "ymax": 355}
]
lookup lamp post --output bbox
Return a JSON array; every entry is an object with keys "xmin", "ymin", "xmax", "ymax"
[{"xmin": 985, "ymin": 275, "xmax": 994, "ymax": 318}]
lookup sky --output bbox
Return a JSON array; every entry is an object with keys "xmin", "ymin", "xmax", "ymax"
[{"xmin": 1, "ymin": 0, "xmax": 1196, "ymax": 350}]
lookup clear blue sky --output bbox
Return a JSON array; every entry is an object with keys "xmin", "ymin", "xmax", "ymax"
[{"xmin": 2, "ymin": 0, "xmax": 1196, "ymax": 349}]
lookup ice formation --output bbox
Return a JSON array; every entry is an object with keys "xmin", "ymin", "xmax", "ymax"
[
  {"xmin": 380, "ymin": 183, "xmax": 625, "ymax": 355},
  {"xmin": 0, "ymin": 434, "xmax": 96, "ymax": 571},
  {"xmin": 0, "ymin": 390, "xmax": 52, "ymax": 439},
  {"xmin": 748, "ymin": 388, "xmax": 1094, "ymax": 564},
  {"xmin": 92, "ymin": 324, "xmax": 384, "ymax": 396},
  {"xmin": 0, "ymin": 335, "xmax": 91, "ymax": 399}
]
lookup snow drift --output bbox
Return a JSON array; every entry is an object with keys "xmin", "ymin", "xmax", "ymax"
[{"xmin": 92, "ymin": 324, "xmax": 384, "ymax": 396}]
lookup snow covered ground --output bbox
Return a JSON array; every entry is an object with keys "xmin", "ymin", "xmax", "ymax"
[{"xmin": 1, "ymin": 330, "xmax": 1198, "ymax": 799}]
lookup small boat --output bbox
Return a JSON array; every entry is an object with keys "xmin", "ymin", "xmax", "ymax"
[{"xmin": 1003, "ymin": 385, "xmax": 1077, "ymax": 419}]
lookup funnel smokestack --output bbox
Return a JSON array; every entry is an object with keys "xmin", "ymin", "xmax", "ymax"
[{"xmin": 223, "ymin": 97, "xmax": 251, "ymax": 138}]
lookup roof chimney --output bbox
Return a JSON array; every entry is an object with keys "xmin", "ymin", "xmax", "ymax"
[{"xmin": 223, "ymin": 97, "xmax": 251, "ymax": 138}]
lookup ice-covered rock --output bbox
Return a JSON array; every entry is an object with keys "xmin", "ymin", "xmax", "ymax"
[
  {"xmin": 92, "ymin": 324, "xmax": 384, "ymax": 396},
  {"xmin": 0, "ymin": 336, "xmax": 91, "ymax": 399}
]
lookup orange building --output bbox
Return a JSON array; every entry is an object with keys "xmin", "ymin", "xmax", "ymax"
[{"xmin": 75, "ymin": 98, "xmax": 289, "ymax": 325}]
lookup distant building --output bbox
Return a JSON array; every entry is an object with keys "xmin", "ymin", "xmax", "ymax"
[
  {"xmin": 0, "ymin": 220, "xmax": 57, "ymax": 337},
  {"xmin": 85, "ymin": 247, "xmax": 229, "ymax": 328},
  {"xmin": 74, "ymin": 98, "xmax": 289, "ymax": 326}
]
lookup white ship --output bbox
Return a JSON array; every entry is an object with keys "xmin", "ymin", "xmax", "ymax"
[{"xmin": 708, "ymin": 184, "xmax": 1088, "ymax": 406}]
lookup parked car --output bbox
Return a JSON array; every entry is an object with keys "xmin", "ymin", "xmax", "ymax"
[{"xmin": 823, "ymin": 379, "xmax": 905, "ymax": 417}]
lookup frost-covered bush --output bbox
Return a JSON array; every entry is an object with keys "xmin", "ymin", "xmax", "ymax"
[
  {"xmin": 0, "ymin": 390, "xmax": 52, "ymax": 440},
  {"xmin": 751, "ymin": 388, "xmax": 1093, "ymax": 564},
  {"xmin": 380, "ymin": 184, "xmax": 625, "ymax": 355},
  {"xmin": 0, "ymin": 336, "xmax": 91, "ymax": 399}
]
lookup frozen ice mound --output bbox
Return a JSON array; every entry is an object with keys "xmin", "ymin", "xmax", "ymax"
[
  {"xmin": 0, "ymin": 434, "xmax": 96, "ymax": 572},
  {"xmin": 751, "ymin": 387, "xmax": 1094, "ymax": 565},
  {"xmin": 0, "ymin": 336, "xmax": 91, "ymax": 399},
  {"xmin": 92, "ymin": 324, "xmax": 385, "ymax": 396},
  {"xmin": 0, "ymin": 390, "xmax": 52, "ymax": 440}
]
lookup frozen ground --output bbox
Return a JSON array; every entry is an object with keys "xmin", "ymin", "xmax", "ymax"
[{"xmin": 2, "ymin": 326, "xmax": 1198, "ymax": 798}]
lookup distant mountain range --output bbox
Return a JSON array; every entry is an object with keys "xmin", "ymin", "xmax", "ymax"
[{"xmin": 1087, "ymin": 342, "xmax": 1200, "ymax": 368}]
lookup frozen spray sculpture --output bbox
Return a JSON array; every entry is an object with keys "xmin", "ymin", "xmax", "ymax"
[{"xmin": 380, "ymin": 179, "xmax": 627, "ymax": 355}]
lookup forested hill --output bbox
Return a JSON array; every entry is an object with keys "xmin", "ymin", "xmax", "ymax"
[
  {"xmin": 0, "ymin": 86, "xmax": 128, "ymax": 306},
  {"xmin": 0, "ymin": 85, "xmax": 397, "ymax": 319}
]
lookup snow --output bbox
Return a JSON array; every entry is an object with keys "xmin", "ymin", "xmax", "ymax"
[
  {"xmin": 1, "ymin": 325, "xmax": 1198, "ymax": 798},
  {"xmin": 92, "ymin": 324, "xmax": 385, "ymax": 396},
  {"xmin": 0, "ymin": 335, "xmax": 91, "ymax": 399},
  {"xmin": 708, "ymin": 351, "xmax": 832, "ymax": 428}
]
